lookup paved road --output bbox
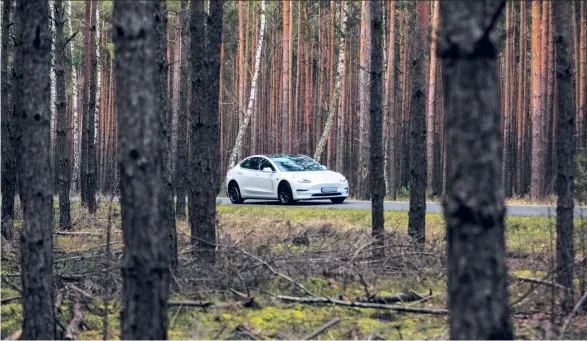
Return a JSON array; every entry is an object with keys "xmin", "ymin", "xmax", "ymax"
[
  {"xmin": 65, "ymin": 196, "xmax": 587, "ymax": 217},
  {"xmin": 216, "ymin": 198, "xmax": 587, "ymax": 218}
]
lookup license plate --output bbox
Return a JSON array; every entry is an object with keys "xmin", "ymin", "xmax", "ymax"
[{"xmin": 321, "ymin": 187, "xmax": 337, "ymax": 193}]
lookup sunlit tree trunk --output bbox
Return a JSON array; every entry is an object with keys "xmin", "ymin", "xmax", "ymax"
[
  {"xmin": 516, "ymin": 1, "xmax": 527, "ymax": 195},
  {"xmin": 530, "ymin": 1, "xmax": 545, "ymax": 201},
  {"xmin": 358, "ymin": 0, "xmax": 371, "ymax": 200},
  {"xmin": 426, "ymin": 1, "xmax": 439, "ymax": 196}
]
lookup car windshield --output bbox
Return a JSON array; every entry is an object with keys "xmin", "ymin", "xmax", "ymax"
[{"xmin": 269, "ymin": 155, "xmax": 325, "ymax": 172}]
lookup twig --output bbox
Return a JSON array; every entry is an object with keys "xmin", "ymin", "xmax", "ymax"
[
  {"xmin": 356, "ymin": 292, "xmax": 431, "ymax": 304},
  {"xmin": 0, "ymin": 296, "xmax": 20, "ymax": 305},
  {"xmin": 515, "ymin": 276, "xmax": 568, "ymax": 290},
  {"xmin": 276, "ymin": 295, "xmax": 448, "ymax": 315},
  {"xmin": 237, "ymin": 248, "xmax": 318, "ymax": 298},
  {"xmin": 303, "ymin": 318, "xmax": 340, "ymax": 340},
  {"xmin": 55, "ymin": 231, "xmax": 102, "ymax": 236},
  {"xmin": 64, "ymin": 302, "xmax": 84, "ymax": 340},
  {"xmin": 559, "ymin": 291, "xmax": 587, "ymax": 339},
  {"xmin": 167, "ymin": 300, "xmax": 243, "ymax": 309},
  {"xmin": 68, "ymin": 284, "xmax": 93, "ymax": 300}
]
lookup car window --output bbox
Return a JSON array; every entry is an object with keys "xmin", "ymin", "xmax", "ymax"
[
  {"xmin": 249, "ymin": 157, "xmax": 260, "ymax": 170},
  {"xmin": 269, "ymin": 155, "xmax": 324, "ymax": 172},
  {"xmin": 239, "ymin": 158, "xmax": 252, "ymax": 169},
  {"xmin": 258, "ymin": 158, "xmax": 275, "ymax": 171}
]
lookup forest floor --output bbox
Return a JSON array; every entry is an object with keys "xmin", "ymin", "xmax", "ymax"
[{"xmin": 2, "ymin": 202, "xmax": 587, "ymax": 340}]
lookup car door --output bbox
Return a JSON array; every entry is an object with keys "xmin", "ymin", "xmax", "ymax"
[
  {"xmin": 236, "ymin": 158, "xmax": 258, "ymax": 197},
  {"xmin": 253, "ymin": 158, "xmax": 276, "ymax": 198}
]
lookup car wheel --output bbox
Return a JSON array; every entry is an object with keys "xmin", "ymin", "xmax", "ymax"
[
  {"xmin": 330, "ymin": 197, "xmax": 345, "ymax": 204},
  {"xmin": 228, "ymin": 182, "xmax": 245, "ymax": 204},
  {"xmin": 278, "ymin": 182, "xmax": 295, "ymax": 205}
]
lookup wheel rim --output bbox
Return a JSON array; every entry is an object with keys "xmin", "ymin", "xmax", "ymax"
[
  {"xmin": 229, "ymin": 186, "xmax": 239, "ymax": 202},
  {"xmin": 279, "ymin": 188, "xmax": 290, "ymax": 204}
]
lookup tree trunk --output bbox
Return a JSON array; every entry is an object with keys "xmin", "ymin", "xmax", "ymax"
[
  {"xmin": 189, "ymin": 0, "xmax": 223, "ymax": 263},
  {"xmin": 580, "ymin": 0, "xmax": 587, "ymax": 149},
  {"xmin": 408, "ymin": 2, "xmax": 428, "ymax": 245},
  {"xmin": 358, "ymin": 0, "xmax": 371, "ymax": 200},
  {"xmin": 386, "ymin": 0, "xmax": 396, "ymax": 199},
  {"xmin": 86, "ymin": 0, "xmax": 97, "ymax": 212},
  {"xmin": 228, "ymin": 0, "xmax": 266, "ymax": 169},
  {"xmin": 66, "ymin": 0, "xmax": 80, "ymax": 195},
  {"xmin": 530, "ymin": 0, "xmax": 545, "ymax": 201},
  {"xmin": 282, "ymin": 0, "xmax": 290, "ymax": 153},
  {"xmin": 175, "ymin": 0, "xmax": 189, "ymax": 220},
  {"xmin": 327, "ymin": 0, "xmax": 335, "ymax": 168},
  {"xmin": 370, "ymin": 0, "xmax": 384, "ymax": 259},
  {"xmin": 516, "ymin": 0, "xmax": 527, "ymax": 195},
  {"xmin": 154, "ymin": 0, "xmax": 177, "ymax": 268},
  {"xmin": 314, "ymin": 1, "xmax": 346, "ymax": 164},
  {"xmin": 54, "ymin": 0, "xmax": 71, "ymax": 231},
  {"xmin": 553, "ymin": 0, "xmax": 576, "ymax": 314},
  {"xmin": 16, "ymin": 0, "xmax": 56, "ymax": 338},
  {"xmin": 1, "ymin": 0, "xmax": 15, "ymax": 240},
  {"xmin": 439, "ymin": 1, "xmax": 514, "ymax": 339},
  {"xmin": 81, "ymin": 0, "xmax": 91, "ymax": 205},
  {"xmin": 171, "ymin": 13, "xmax": 181, "ymax": 180},
  {"xmin": 426, "ymin": 1, "xmax": 440, "ymax": 196},
  {"xmin": 112, "ymin": 1, "xmax": 170, "ymax": 338},
  {"xmin": 237, "ymin": 0, "xmax": 245, "ymax": 160}
]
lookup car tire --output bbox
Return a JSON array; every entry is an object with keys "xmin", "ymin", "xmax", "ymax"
[
  {"xmin": 330, "ymin": 197, "xmax": 345, "ymax": 204},
  {"xmin": 278, "ymin": 182, "xmax": 295, "ymax": 205},
  {"xmin": 228, "ymin": 182, "xmax": 245, "ymax": 204}
]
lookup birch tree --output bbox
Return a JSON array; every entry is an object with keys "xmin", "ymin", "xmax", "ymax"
[
  {"xmin": 314, "ymin": 1, "xmax": 347, "ymax": 164},
  {"xmin": 67, "ymin": 0, "xmax": 80, "ymax": 194},
  {"xmin": 228, "ymin": 0, "xmax": 265, "ymax": 168}
]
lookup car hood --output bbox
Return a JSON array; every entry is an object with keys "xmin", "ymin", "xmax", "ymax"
[{"xmin": 284, "ymin": 170, "xmax": 346, "ymax": 183}]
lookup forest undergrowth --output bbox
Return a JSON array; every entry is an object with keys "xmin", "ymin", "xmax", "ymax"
[{"xmin": 1, "ymin": 202, "xmax": 587, "ymax": 340}]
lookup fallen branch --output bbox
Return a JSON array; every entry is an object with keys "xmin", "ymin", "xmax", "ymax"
[
  {"xmin": 68, "ymin": 284, "xmax": 94, "ymax": 300},
  {"xmin": 515, "ymin": 276, "xmax": 568, "ymax": 290},
  {"xmin": 168, "ymin": 300, "xmax": 243, "ymax": 309},
  {"xmin": 63, "ymin": 302, "xmax": 84, "ymax": 340},
  {"xmin": 276, "ymin": 295, "xmax": 448, "ymax": 315},
  {"xmin": 1, "ymin": 296, "xmax": 20, "ymax": 305},
  {"xmin": 356, "ymin": 292, "xmax": 431, "ymax": 304},
  {"xmin": 304, "ymin": 318, "xmax": 340, "ymax": 340},
  {"xmin": 559, "ymin": 291, "xmax": 587, "ymax": 339},
  {"xmin": 233, "ymin": 325, "xmax": 266, "ymax": 340},
  {"xmin": 55, "ymin": 231, "xmax": 102, "ymax": 237}
]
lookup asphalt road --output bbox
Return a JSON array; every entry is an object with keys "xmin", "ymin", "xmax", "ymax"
[
  {"xmin": 216, "ymin": 198, "xmax": 587, "ymax": 218},
  {"xmin": 64, "ymin": 196, "xmax": 587, "ymax": 217}
]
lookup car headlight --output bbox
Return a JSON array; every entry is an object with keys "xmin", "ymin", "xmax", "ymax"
[{"xmin": 297, "ymin": 179, "xmax": 312, "ymax": 183}]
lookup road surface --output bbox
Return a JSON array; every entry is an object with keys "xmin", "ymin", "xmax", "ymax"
[
  {"xmin": 62, "ymin": 196, "xmax": 587, "ymax": 217},
  {"xmin": 216, "ymin": 198, "xmax": 587, "ymax": 218}
]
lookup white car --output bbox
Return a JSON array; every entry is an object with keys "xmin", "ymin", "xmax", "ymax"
[{"xmin": 226, "ymin": 154, "xmax": 349, "ymax": 205}]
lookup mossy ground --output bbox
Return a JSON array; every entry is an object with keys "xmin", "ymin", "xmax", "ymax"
[{"xmin": 2, "ymin": 202, "xmax": 587, "ymax": 339}]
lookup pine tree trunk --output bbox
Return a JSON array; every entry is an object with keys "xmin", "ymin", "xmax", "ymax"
[
  {"xmin": 553, "ymin": 0, "xmax": 576, "ymax": 314},
  {"xmin": 81, "ymin": 0, "xmax": 91, "ymax": 205},
  {"xmin": 17, "ymin": 0, "xmax": 56, "ymax": 338},
  {"xmin": 580, "ymin": 1, "xmax": 586, "ymax": 149},
  {"xmin": 516, "ymin": 0, "xmax": 527, "ymax": 195},
  {"xmin": 86, "ymin": 0, "xmax": 97, "ymax": 212},
  {"xmin": 408, "ymin": 2, "xmax": 428, "ymax": 245},
  {"xmin": 282, "ymin": 0, "xmax": 290, "ymax": 153},
  {"xmin": 1, "ymin": 0, "xmax": 15, "ymax": 240},
  {"xmin": 175, "ymin": 0, "xmax": 189, "ymax": 220},
  {"xmin": 171, "ymin": 13, "xmax": 181, "ymax": 178},
  {"xmin": 54, "ymin": 0, "xmax": 71, "ymax": 231},
  {"xmin": 358, "ymin": 0, "xmax": 371, "ymax": 200},
  {"xmin": 530, "ymin": 0, "xmax": 545, "ymax": 201},
  {"xmin": 426, "ymin": 1, "xmax": 440, "ymax": 196},
  {"xmin": 113, "ymin": 1, "xmax": 170, "ymax": 338},
  {"xmin": 314, "ymin": 1, "xmax": 347, "ymax": 164},
  {"xmin": 370, "ymin": 0, "xmax": 384, "ymax": 258},
  {"xmin": 439, "ymin": 2, "xmax": 514, "ymax": 338},
  {"xmin": 386, "ymin": 0, "xmax": 396, "ymax": 199},
  {"xmin": 189, "ymin": 0, "xmax": 223, "ymax": 263}
]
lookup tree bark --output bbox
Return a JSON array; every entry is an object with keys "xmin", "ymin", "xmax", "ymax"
[
  {"xmin": 439, "ymin": 1, "xmax": 514, "ymax": 339},
  {"xmin": 516, "ymin": 0, "xmax": 527, "ymax": 195},
  {"xmin": 370, "ymin": 0, "xmax": 384, "ymax": 259},
  {"xmin": 426, "ymin": 1, "xmax": 440, "ymax": 196},
  {"xmin": 1, "ymin": 0, "xmax": 15, "ymax": 240},
  {"xmin": 175, "ymin": 0, "xmax": 189, "ymax": 220},
  {"xmin": 282, "ymin": 0, "xmax": 290, "ymax": 153},
  {"xmin": 16, "ymin": 0, "xmax": 56, "ymax": 338},
  {"xmin": 580, "ymin": 0, "xmax": 587, "ymax": 149},
  {"xmin": 112, "ymin": 1, "xmax": 170, "ymax": 338},
  {"xmin": 189, "ymin": 0, "xmax": 223, "ymax": 263},
  {"xmin": 386, "ymin": 0, "xmax": 396, "ymax": 199},
  {"xmin": 530, "ymin": 0, "xmax": 545, "ymax": 201},
  {"xmin": 314, "ymin": 1, "xmax": 346, "ymax": 164},
  {"xmin": 408, "ymin": 2, "xmax": 428, "ymax": 245},
  {"xmin": 553, "ymin": 0, "xmax": 576, "ymax": 314},
  {"xmin": 171, "ymin": 13, "xmax": 181, "ymax": 179},
  {"xmin": 54, "ymin": 0, "xmax": 71, "ymax": 231},
  {"xmin": 154, "ymin": 0, "xmax": 177, "ymax": 268},
  {"xmin": 228, "ymin": 0, "xmax": 266, "ymax": 169},
  {"xmin": 86, "ymin": 0, "xmax": 97, "ymax": 212},
  {"xmin": 81, "ymin": 0, "xmax": 91, "ymax": 205},
  {"xmin": 358, "ymin": 0, "xmax": 371, "ymax": 200},
  {"xmin": 67, "ymin": 0, "xmax": 80, "ymax": 195}
]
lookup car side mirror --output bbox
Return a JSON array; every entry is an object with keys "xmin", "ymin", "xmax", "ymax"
[{"xmin": 262, "ymin": 167, "xmax": 274, "ymax": 173}]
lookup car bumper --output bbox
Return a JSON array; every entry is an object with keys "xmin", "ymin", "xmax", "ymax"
[{"xmin": 290, "ymin": 182, "xmax": 349, "ymax": 200}]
